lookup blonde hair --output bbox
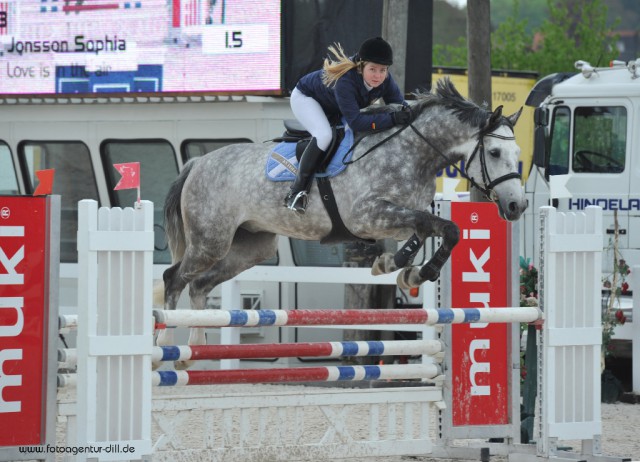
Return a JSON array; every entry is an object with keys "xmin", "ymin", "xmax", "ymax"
[{"xmin": 321, "ymin": 43, "xmax": 360, "ymax": 87}]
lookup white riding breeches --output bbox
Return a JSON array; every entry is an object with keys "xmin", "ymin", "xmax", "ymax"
[{"xmin": 290, "ymin": 87, "xmax": 332, "ymax": 151}]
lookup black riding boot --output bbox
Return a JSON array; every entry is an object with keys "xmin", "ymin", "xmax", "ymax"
[{"xmin": 284, "ymin": 138, "xmax": 325, "ymax": 214}]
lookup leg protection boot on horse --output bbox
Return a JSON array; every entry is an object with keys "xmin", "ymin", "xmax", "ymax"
[{"xmin": 284, "ymin": 137, "xmax": 325, "ymax": 214}]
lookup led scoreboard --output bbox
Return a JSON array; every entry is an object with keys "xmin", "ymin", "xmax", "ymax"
[{"xmin": 0, "ymin": 0, "xmax": 281, "ymax": 95}]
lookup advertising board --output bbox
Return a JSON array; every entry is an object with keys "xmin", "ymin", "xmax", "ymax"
[
  {"xmin": 0, "ymin": 0, "xmax": 281, "ymax": 95},
  {"xmin": 0, "ymin": 196, "xmax": 58, "ymax": 458},
  {"xmin": 450, "ymin": 201, "xmax": 511, "ymax": 426}
]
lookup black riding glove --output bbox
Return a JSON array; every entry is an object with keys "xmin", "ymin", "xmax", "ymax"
[{"xmin": 392, "ymin": 106, "xmax": 415, "ymax": 126}]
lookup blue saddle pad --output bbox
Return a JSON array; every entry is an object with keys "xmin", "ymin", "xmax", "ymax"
[{"xmin": 266, "ymin": 126, "xmax": 354, "ymax": 182}]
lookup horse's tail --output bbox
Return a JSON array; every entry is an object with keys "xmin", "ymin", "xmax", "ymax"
[{"xmin": 164, "ymin": 159, "xmax": 197, "ymax": 264}]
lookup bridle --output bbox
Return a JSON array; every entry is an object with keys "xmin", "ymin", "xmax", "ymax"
[{"xmin": 408, "ymin": 121, "xmax": 521, "ymax": 202}]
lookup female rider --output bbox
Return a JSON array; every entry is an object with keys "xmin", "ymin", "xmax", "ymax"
[{"xmin": 284, "ymin": 36, "xmax": 415, "ymax": 214}]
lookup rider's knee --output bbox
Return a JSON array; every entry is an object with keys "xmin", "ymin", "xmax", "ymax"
[{"xmin": 315, "ymin": 130, "xmax": 332, "ymax": 151}]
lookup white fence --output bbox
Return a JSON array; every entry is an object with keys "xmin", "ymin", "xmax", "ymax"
[
  {"xmin": 537, "ymin": 206, "xmax": 605, "ymax": 458},
  {"xmin": 73, "ymin": 200, "xmax": 154, "ymax": 460},
  {"xmin": 56, "ymin": 202, "xmax": 624, "ymax": 462}
]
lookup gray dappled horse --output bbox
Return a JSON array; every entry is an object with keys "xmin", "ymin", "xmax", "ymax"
[{"xmin": 156, "ymin": 78, "xmax": 526, "ymax": 368}]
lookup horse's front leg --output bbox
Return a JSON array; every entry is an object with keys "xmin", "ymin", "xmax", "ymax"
[
  {"xmin": 365, "ymin": 203, "xmax": 460, "ymax": 287},
  {"xmin": 396, "ymin": 215, "xmax": 460, "ymax": 288},
  {"xmin": 371, "ymin": 233, "xmax": 423, "ymax": 275}
]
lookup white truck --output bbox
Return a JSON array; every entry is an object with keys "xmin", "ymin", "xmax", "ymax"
[{"xmin": 523, "ymin": 59, "xmax": 640, "ymax": 360}]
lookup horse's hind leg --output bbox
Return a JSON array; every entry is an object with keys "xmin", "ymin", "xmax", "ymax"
[
  {"xmin": 176, "ymin": 229, "xmax": 278, "ymax": 369},
  {"xmin": 155, "ymin": 262, "xmax": 182, "ymax": 362},
  {"xmin": 155, "ymin": 247, "xmax": 220, "ymax": 368}
]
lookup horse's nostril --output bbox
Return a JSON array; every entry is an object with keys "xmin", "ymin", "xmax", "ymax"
[{"xmin": 508, "ymin": 201, "xmax": 518, "ymax": 213}]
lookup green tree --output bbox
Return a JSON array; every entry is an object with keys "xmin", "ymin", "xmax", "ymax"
[
  {"xmin": 434, "ymin": 0, "xmax": 620, "ymax": 77},
  {"xmin": 490, "ymin": 0, "xmax": 547, "ymax": 34},
  {"xmin": 531, "ymin": 0, "xmax": 619, "ymax": 75},
  {"xmin": 490, "ymin": 2, "xmax": 532, "ymax": 71}
]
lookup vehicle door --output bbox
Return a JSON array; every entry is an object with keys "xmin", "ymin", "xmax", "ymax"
[{"xmin": 548, "ymin": 99, "xmax": 631, "ymax": 273}]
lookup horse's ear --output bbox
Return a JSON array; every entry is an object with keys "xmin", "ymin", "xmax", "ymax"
[
  {"xmin": 506, "ymin": 107, "xmax": 523, "ymax": 127},
  {"xmin": 484, "ymin": 105, "xmax": 503, "ymax": 129}
]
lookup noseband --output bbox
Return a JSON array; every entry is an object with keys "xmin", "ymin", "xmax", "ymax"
[{"xmin": 409, "ymin": 122, "xmax": 521, "ymax": 203}]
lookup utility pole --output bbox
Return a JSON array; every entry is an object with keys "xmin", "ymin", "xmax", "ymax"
[
  {"xmin": 382, "ymin": 0, "xmax": 409, "ymax": 93},
  {"xmin": 467, "ymin": 0, "xmax": 492, "ymax": 202}
]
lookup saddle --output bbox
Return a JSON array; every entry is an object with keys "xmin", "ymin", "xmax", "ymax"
[{"xmin": 272, "ymin": 118, "xmax": 346, "ymax": 171}]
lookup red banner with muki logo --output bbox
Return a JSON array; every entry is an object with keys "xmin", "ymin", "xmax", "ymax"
[
  {"xmin": 450, "ymin": 202, "xmax": 511, "ymax": 426},
  {"xmin": 0, "ymin": 196, "xmax": 51, "ymax": 446}
]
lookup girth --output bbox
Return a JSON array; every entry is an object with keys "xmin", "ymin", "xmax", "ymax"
[{"xmin": 316, "ymin": 177, "xmax": 375, "ymax": 246}]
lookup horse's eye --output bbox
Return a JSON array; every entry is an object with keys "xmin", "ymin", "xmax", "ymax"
[{"xmin": 489, "ymin": 149, "xmax": 500, "ymax": 159}]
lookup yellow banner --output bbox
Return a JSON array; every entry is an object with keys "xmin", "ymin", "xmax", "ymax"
[{"xmin": 431, "ymin": 69, "xmax": 537, "ymax": 192}]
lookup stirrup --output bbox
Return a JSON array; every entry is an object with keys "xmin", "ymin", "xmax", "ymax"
[{"xmin": 286, "ymin": 191, "xmax": 309, "ymax": 214}]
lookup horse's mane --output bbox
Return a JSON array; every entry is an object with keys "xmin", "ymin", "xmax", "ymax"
[
  {"xmin": 412, "ymin": 77, "xmax": 490, "ymax": 127},
  {"xmin": 362, "ymin": 77, "xmax": 512, "ymax": 131}
]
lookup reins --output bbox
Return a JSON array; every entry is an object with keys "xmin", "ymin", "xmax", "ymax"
[
  {"xmin": 343, "ymin": 116, "xmax": 520, "ymax": 202},
  {"xmin": 341, "ymin": 124, "xmax": 411, "ymax": 165}
]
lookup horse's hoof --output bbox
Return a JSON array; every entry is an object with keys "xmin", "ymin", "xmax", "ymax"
[
  {"xmin": 371, "ymin": 255, "xmax": 384, "ymax": 275},
  {"xmin": 371, "ymin": 253, "xmax": 397, "ymax": 276},
  {"xmin": 396, "ymin": 268, "xmax": 416, "ymax": 289}
]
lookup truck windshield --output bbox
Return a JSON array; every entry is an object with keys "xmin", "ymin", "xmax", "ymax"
[{"xmin": 572, "ymin": 106, "xmax": 626, "ymax": 174}]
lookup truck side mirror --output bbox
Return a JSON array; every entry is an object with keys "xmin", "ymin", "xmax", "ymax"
[{"xmin": 532, "ymin": 107, "xmax": 548, "ymax": 168}]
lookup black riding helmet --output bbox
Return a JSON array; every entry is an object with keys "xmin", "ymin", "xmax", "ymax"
[{"xmin": 357, "ymin": 36, "xmax": 393, "ymax": 66}]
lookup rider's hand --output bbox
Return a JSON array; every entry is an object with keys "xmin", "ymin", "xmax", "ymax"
[{"xmin": 392, "ymin": 105, "xmax": 415, "ymax": 126}]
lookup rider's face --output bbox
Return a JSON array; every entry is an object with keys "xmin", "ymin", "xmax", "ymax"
[{"xmin": 362, "ymin": 62, "xmax": 388, "ymax": 88}]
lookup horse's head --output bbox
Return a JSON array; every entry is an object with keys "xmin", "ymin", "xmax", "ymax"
[
  {"xmin": 464, "ymin": 105, "xmax": 528, "ymax": 221},
  {"xmin": 406, "ymin": 79, "xmax": 527, "ymax": 221}
]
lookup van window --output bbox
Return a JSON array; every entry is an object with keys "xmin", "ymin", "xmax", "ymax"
[
  {"xmin": 19, "ymin": 141, "xmax": 99, "ymax": 262},
  {"xmin": 290, "ymin": 239, "xmax": 412, "ymax": 267},
  {"xmin": 548, "ymin": 106, "xmax": 570, "ymax": 177},
  {"xmin": 102, "ymin": 140, "xmax": 179, "ymax": 264},
  {"xmin": 291, "ymin": 240, "xmax": 346, "ymax": 266},
  {"xmin": 183, "ymin": 139, "xmax": 252, "ymax": 161},
  {"xmin": 572, "ymin": 106, "xmax": 626, "ymax": 173},
  {"xmin": 0, "ymin": 143, "xmax": 18, "ymax": 194}
]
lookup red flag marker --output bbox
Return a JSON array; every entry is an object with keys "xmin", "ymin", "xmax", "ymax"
[
  {"xmin": 33, "ymin": 169, "xmax": 55, "ymax": 196},
  {"xmin": 113, "ymin": 162, "xmax": 141, "ymax": 205},
  {"xmin": 114, "ymin": 162, "xmax": 140, "ymax": 190}
]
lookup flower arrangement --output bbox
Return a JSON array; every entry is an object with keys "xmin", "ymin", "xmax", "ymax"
[
  {"xmin": 519, "ymin": 257, "xmax": 538, "ymax": 385},
  {"xmin": 602, "ymin": 210, "xmax": 629, "ymax": 359},
  {"xmin": 602, "ymin": 257, "xmax": 629, "ymax": 358},
  {"xmin": 519, "ymin": 256, "xmax": 538, "ymax": 307}
]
